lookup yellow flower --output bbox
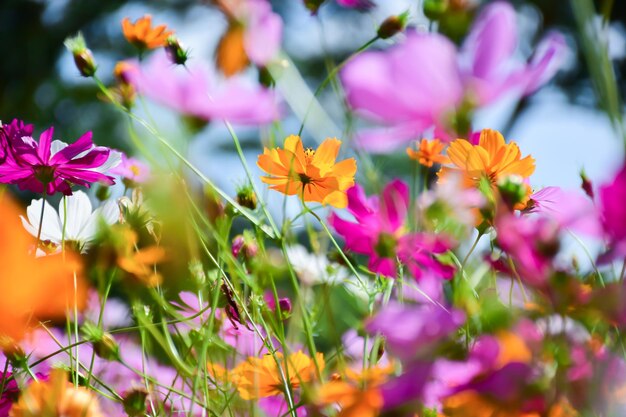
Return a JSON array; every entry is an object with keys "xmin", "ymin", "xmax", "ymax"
[
  {"xmin": 406, "ymin": 138, "xmax": 450, "ymax": 168},
  {"xmin": 233, "ymin": 350, "xmax": 324, "ymax": 400},
  {"xmin": 442, "ymin": 129, "xmax": 535, "ymax": 187},
  {"xmin": 257, "ymin": 135, "xmax": 357, "ymax": 208},
  {"xmin": 10, "ymin": 369, "xmax": 105, "ymax": 417},
  {"xmin": 122, "ymin": 15, "xmax": 173, "ymax": 50}
]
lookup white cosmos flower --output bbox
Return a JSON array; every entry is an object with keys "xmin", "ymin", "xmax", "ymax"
[
  {"xmin": 21, "ymin": 190, "xmax": 120, "ymax": 253},
  {"xmin": 285, "ymin": 244, "xmax": 371, "ymax": 300}
]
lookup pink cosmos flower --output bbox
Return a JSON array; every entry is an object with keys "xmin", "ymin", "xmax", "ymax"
[
  {"xmin": 110, "ymin": 152, "xmax": 150, "ymax": 184},
  {"xmin": 329, "ymin": 179, "xmax": 455, "ymax": 280},
  {"xmin": 0, "ymin": 119, "xmax": 120, "ymax": 195},
  {"xmin": 336, "ymin": 0, "xmax": 374, "ymax": 10},
  {"xmin": 366, "ymin": 301, "xmax": 465, "ymax": 362},
  {"xmin": 125, "ymin": 52, "xmax": 280, "ymax": 125},
  {"xmin": 598, "ymin": 163, "xmax": 626, "ymax": 263},
  {"xmin": 341, "ymin": 2, "xmax": 566, "ymax": 151},
  {"xmin": 527, "ymin": 186, "xmax": 600, "ymax": 236},
  {"xmin": 220, "ymin": 0, "xmax": 283, "ymax": 66},
  {"xmin": 495, "ymin": 213, "xmax": 560, "ymax": 286}
]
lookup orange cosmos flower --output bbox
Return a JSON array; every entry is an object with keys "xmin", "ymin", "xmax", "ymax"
[
  {"xmin": 0, "ymin": 195, "xmax": 86, "ymax": 343},
  {"xmin": 122, "ymin": 15, "xmax": 173, "ymax": 50},
  {"xmin": 10, "ymin": 369, "xmax": 105, "ymax": 417},
  {"xmin": 316, "ymin": 365, "xmax": 393, "ymax": 417},
  {"xmin": 439, "ymin": 129, "xmax": 535, "ymax": 209},
  {"xmin": 216, "ymin": 24, "xmax": 250, "ymax": 77},
  {"xmin": 233, "ymin": 350, "xmax": 324, "ymax": 400},
  {"xmin": 406, "ymin": 138, "xmax": 450, "ymax": 168},
  {"xmin": 257, "ymin": 135, "xmax": 357, "ymax": 208},
  {"xmin": 442, "ymin": 129, "xmax": 535, "ymax": 187}
]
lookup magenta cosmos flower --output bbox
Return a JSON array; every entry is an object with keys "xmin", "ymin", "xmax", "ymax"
[
  {"xmin": 598, "ymin": 163, "xmax": 626, "ymax": 263},
  {"xmin": 125, "ymin": 52, "xmax": 280, "ymax": 125},
  {"xmin": 341, "ymin": 1, "xmax": 566, "ymax": 151},
  {"xmin": 329, "ymin": 179, "xmax": 455, "ymax": 280},
  {"xmin": 0, "ymin": 119, "xmax": 120, "ymax": 195}
]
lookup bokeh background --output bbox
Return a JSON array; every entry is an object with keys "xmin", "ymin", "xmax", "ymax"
[{"xmin": 2, "ymin": 0, "xmax": 626, "ymax": 194}]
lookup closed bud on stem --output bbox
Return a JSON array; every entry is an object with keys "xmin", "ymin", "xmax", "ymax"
[
  {"xmin": 236, "ymin": 183, "xmax": 257, "ymax": 210},
  {"xmin": 580, "ymin": 169, "xmax": 594, "ymax": 200},
  {"xmin": 423, "ymin": 0, "xmax": 450, "ymax": 20},
  {"xmin": 83, "ymin": 322, "xmax": 120, "ymax": 361},
  {"xmin": 64, "ymin": 32, "xmax": 97, "ymax": 77},
  {"xmin": 165, "ymin": 36, "xmax": 190, "ymax": 66},
  {"xmin": 377, "ymin": 12, "xmax": 409, "ymax": 39},
  {"xmin": 123, "ymin": 387, "xmax": 149, "ymax": 417}
]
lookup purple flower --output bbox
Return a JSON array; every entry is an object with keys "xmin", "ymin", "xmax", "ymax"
[
  {"xmin": 341, "ymin": 2, "xmax": 566, "ymax": 151},
  {"xmin": 598, "ymin": 163, "xmax": 626, "ymax": 263},
  {"xmin": 329, "ymin": 180, "xmax": 455, "ymax": 280},
  {"xmin": 230, "ymin": 0, "xmax": 283, "ymax": 67},
  {"xmin": 126, "ymin": 52, "xmax": 281, "ymax": 125},
  {"xmin": 366, "ymin": 301, "xmax": 465, "ymax": 362},
  {"xmin": 0, "ymin": 120, "xmax": 121, "ymax": 195}
]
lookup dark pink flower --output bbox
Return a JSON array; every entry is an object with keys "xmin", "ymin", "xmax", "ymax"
[
  {"xmin": 0, "ymin": 371, "xmax": 19, "ymax": 415},
  {"xmin": 341, "ymin": 2, "xmax": 566, "ymax": 151},
  {"xmin": 329, "ymin": 180, "xmax": 455, "ymax": 280},
  {"xmin": 126, "ymin": 52, "xmax": 280, "ymax": 125},
  {"xmin": 0, "ymin": 120, "xmax": 120, "ymax": 195},
  {"xmin": 598, "ymin": 163, "xmax": 626, "ymax": 263},
  {"xmin": 495, "ymin": 213, "xmax": 560, "ymax": 286}
]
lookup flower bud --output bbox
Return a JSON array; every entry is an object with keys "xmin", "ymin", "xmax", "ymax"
[
  {"xmin": 377, "ymin": 12, "xmax": 409, "ymax": 39},
  {"xmin": 304, "ymin": 0, "xmax": 326, "ymax": 14},
  {"xmin": 165, "ymin": 36, "xmax": 190, "ymax": 66},
  {"xmin": 123, "ymin": 387, "xmax": 149, "ymax": 417},
  {"xmin": 64, "ymin": 32, "xmax": 97, "ymax": 77},
  {"xmin": 231, "ymin": 233, "xmax": 258, "ymax": 260},
  {"xmin": 95, "ymin": 184, "xmax": 111, "ymax": 202},
  {"xmin": 236, "ymin": 183, "xmax": 257, "ymax": 210},
  {"xmin": 423, "ymin": 0, "xmax": 449, "ymax": 20},
  {"xmin": 580, "ymin": 169, "xmax": 594, "ymax": 200},
  {"xmin": 83, "ymin": 322, "xmax": 120, "ymax": 361},
  {"xmin": 497, "ymin": 175, "xmax": 528, "ymax": 211}
]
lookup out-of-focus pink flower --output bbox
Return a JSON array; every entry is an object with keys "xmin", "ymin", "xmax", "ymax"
[
  {"xmin": 0, "ymin": 119, "xmax": 120, "ymax": 195},
  {"xmin": 125, "ymin": 52, "xmax": 280, "ymax": 125},
  {"xmin": 217, "ymin": 0, "xmax": 282, "ymax": 68},
  {"xmin": 329, "ymin": 180, "xmax": 455, "ymax": 280},
  {"xmin": 527, "ymin": 186, "xmax": 600, "ymax": 236},
  {"xmin": 336, "ymin": 0, "xmax": 375, "ymax": 10},
  {"xmin": 341, "ymin": 2, "xmax": 566, "ymax": 151},
  {"xmin": 598, "ymin": 163, "xmax": 626, "ymax": 263},
  {"xmin": 366, "ymin": 301, "xmax": 465, "ymax": 363},
  {"xmin": 495, "ymin": 213, "xmax": 560, "ymax": 286},
  {"xmin": 110, "ymin": 153, "xmax": 150, "ymax": 184}
]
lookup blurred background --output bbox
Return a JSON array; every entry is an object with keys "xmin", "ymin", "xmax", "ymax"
[{"xmin": 1, "ymin": 0, "xmax": 626, "ymax": 194}]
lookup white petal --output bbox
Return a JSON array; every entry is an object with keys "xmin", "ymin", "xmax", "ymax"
[
  {"xmin": 24, "ymin": 198, "xmax": 63, "ymax": 242},
  {"xmin": 80, "ymin": 199, "xmax": 120, "ymax": 243},
  {"xmin": 50, "ymin": 140, "xmax": 69, "ymax": 156},
  {"xmin": 59, "ymin": 191, "xmax": 93, "ymax": 240},
  {"xmin": 90, "ymin": 150, "xmax": 122, "ymax": 174}
]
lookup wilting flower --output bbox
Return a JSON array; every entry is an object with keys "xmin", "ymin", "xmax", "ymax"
[
  {"xmin": 21, "ymin": 190, "xmax": 119, "ymax": 253},
  {"xmin": 0, "ymin": 120, "xmax": 120, "ymax": 196},
  {"xmin": 125, "ymin": 52, "xmax": 280, "ymax": 125},
  {"xmin": 257, "ymin": 135, "xmax": 357, "ymax": 208},
  {"xmin": 10, "ymin": 369, "xmax": 105, "ymax": 417},
  {"xmin": 341, "ymin": 2, "xmax": 566, "ymax": 151},
  {"xmin": 122, "ymin": 15, "xmax": 173, "ymax": 50},
  {"xmin": 233, "ymin": 351, "xmax": 324, "ymax": 400},
  {"xmin": 0, "ymin": 195, "xmax": 86, "ymax": 341},
  {"xmin": 214, "ymin": 0, "xmax": 283, "ymax": 76},
  {"xmin": 406, "ymin": 138, "xmax": 449, "ymax": 168},
  {"xmin": 441, "ymin": 129, "xmax": 535, "ymax": 208},
  {"xmin": 330, "ymin": 180, "xmax": 455, "ymax": 279}
]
